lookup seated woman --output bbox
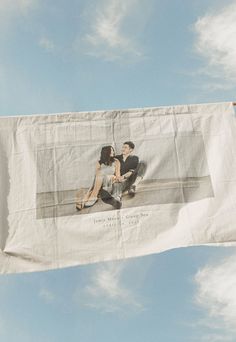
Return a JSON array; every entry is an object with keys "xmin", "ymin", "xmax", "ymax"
[{"xmin": 76, "ymin": 145, "xmax": 120, "ymax": 210}]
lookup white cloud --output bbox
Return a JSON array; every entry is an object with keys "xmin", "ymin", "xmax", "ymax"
[
  {"xmin": 193, "ymin": 253, "xmax": 236, "ymax": 341},
  {"xmin": 0, "ymin": 0, "xmax": 36, "ymax": 13},
  {"xmin": 0, "ymin": 0, "xmax": 37, "ymax": 34},
  {"xmin": 200, "ymin": 333, "xmax": 234, "ymax": 342},
  {"xmin": 80, "ymin": 0, "xmax": 149, "ymax": 62},
  {"xmin": 38, "ymin": 288, "xmax": 55, "ymax": 303},
  {"xmin": 75, "ymin": 261, "xmax": 144, "ymax": 313},
  {"xmin": 39, "ymin": 37, "xmax": 55, "ymax": 51},
  {"xmin": 193, "ymin": 2, "xmax": 236, "ymax": 82}
]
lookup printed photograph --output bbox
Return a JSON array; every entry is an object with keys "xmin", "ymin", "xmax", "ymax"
[{"xmin": 36, "ymin": 114, "xmax": 215, "ymax": 219}]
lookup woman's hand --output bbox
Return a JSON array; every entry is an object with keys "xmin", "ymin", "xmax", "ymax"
[
  {"xmin": 116, "ymin": 175, "xmax": 125, "ymax": 182},
  {"xmin": 111, "ymin": 175, "xmax": 125, "ymax": 183},
  {"xmin": 111, "ymin": 175, "xmax": 117, "ymax": 183}
]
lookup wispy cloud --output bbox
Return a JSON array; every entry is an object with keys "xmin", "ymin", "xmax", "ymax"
[
  {"xmin": 192, "ymin": 253, "xmax": 236, "ymax": 341},
  {"xmin": 39, "ymin": 37, "xmax": 55, "ymax": 52},
  {"xmin": 75, "ymin": 261, "xmax": 144, "ymax": 314},
  {"xmin": 38, "ymin": 288, "xmax": 55, "ymax": 303},
  {"xmin": 0, "ymin": 0, "xmax": 36, "ymax": 14},
  {"xmin": 0, "ymin": 0, "xmax": 37, "ymax": 35},
  {"xmin": 193, "ymin": 2, "xmax": 236, "ymax": 83},
  {"xmin": 80, "ymin": 0, "xmax": 150, "ymax": 62}
]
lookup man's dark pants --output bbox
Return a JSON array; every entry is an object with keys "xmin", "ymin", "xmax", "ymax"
[{"xmin": 99, "ymin": 161, "xmax": 147, "ymax": 205}]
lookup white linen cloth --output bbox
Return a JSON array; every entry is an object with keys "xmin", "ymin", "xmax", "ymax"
[{"xmin": 0, "ymin": 101, "xmax": 235, "ymax": 274}]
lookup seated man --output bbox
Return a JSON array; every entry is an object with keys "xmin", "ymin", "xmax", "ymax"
[{"xmin": 100, "ymin": 141, "xmax": 147, "ymax": 209}]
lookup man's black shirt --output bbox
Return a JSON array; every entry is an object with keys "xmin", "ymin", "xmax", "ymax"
[{"xmin": 115, "ymin": 154, "xmax": 139, "ymax": 176}]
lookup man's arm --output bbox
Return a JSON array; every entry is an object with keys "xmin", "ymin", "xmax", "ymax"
[
  {"xmin": 125, "ymin": 156, "xmax": 139, "ymax": 175},
  {"xmin": 132, "ymin": 155, "xmax": 139, "ymax": 169},
  {"xmin": 120, "ymin": 156, "xmax": 139, "ymax": 180},
  {"xmin": 122, "ymin": 171, "xmax": 133, "ymax": 179}
]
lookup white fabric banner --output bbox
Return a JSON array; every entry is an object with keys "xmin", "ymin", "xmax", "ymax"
[{"xmin": 0, "ymin": 101, "xmax": 236, "ymax": 274}]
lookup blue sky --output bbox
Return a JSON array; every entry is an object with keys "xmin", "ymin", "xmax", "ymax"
[{"xmin": 0, "ymin": 0, "xmax": 236, "ymax": 341}]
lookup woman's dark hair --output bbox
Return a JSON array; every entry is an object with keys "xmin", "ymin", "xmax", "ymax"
[{"xmin": 99, "ymin": 146, "xmax": 115, "ymax": 166}]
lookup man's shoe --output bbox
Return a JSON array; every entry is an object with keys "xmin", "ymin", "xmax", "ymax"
[
  {"xmin": 110, "ymin": 196, "xmax": 122, "ymax": 209},
  {"xmin": 128, "ymin": 185, "xmax": 136, "ymax": 197}
]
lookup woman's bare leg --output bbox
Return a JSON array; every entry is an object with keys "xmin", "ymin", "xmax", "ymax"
[
  {"xmin": 77, "ymin": 173, "xmax": 104, "ymax": 209},
  {"xmin": 87, "ymin": 173, "xmax": 103, "ymax": 200}
]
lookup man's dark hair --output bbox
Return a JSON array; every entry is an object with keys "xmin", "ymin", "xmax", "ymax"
[{"xmin": 123, "ymin": 141, "xmax": 135, "ymax": 150}]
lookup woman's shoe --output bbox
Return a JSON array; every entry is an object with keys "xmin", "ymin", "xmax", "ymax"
[
  {"xmin": 76, "ymin": 203, "xmax": 83, "ymax": 210},
  {"xmin": 84, "ymin": 198, "xmax": 98, "ymax": 207}
]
